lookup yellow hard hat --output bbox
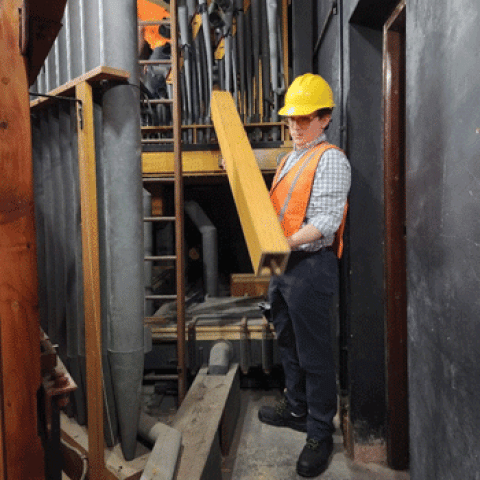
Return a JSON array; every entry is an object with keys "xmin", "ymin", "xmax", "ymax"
[{"xmin": 278, "ymin": 73, "xmax": 335, "ymax": 116}]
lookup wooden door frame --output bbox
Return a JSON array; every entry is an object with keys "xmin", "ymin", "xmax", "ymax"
[{"xmin": 383, "ymin": 0, "xmax": 408, "ymax": 470}]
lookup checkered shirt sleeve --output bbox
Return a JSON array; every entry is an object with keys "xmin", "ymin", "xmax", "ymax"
[{"xmin": 301, "ymin": 147, "xmax": 351, "ymax": 252}]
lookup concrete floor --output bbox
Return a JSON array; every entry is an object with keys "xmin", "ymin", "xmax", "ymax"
[
  {"xmin": 62, "ymin": 386, "xmax": 410, "ymax": 480},
  {"xmin": 222, "ymin": 390, "xmax": 410, "ymax": 480}
]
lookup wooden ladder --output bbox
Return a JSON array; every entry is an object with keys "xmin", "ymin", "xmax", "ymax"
[{"xmin": 139, "ymin": 0, "xmax": 187, "ymax": 403}]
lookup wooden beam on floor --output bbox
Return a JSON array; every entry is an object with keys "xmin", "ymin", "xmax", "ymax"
[
  {"xmin": 173, "ymin": 364, "xmax": 241, "ymax": 480},
  {"xmin": 210, "ymin": 92, "xmax": 290, "ymax": 276},
  {"xmin": 61, "ymin": 415, "xmax": 148, "ymax": 480}
]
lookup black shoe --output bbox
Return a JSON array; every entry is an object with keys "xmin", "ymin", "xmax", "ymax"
[
  {"xmin": 296, "ymin": 437, "xmax": 333, "ymax": 478},
  {"xmin": 258, "ymin": 397, "xmax": 307, "ymax": 432}
]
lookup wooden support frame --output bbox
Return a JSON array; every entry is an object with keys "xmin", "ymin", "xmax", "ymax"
[
  {"xmin": 30, "ymin": 66, "xmax": 130, "ymax": 109},
  {"xmin": 75, "ymin": 80, "xmax": 105, "ymax": 480},
  {"xmin": 61, "ymin": 415, "xmax": 148, "ymax": 480},
  {"xmin": 1, "ymin": 2, "xmax": 46, "ymax": 477},
  {"xmin": 211, "ymin": 91, "xmax": 290, "ymax": 276},
  {"xmin": 142, "ymin": 146, "xmax": 290, "ymax": 176},
  {"xmin": 383, "ymin": 0, "xmax": 408, "ymax": 471},
  {"xmin": 31, "ymin": 67, "xmax": 133, "ymax": 479}
]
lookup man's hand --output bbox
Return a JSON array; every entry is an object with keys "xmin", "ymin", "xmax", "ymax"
[{"xmin": 287, "ymin": 224, "xmax": 323, "ymax": 249}]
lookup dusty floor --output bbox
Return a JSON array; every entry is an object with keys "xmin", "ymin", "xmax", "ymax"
[
  {"xmin": 63, "ymin": 385, "xmax": 410, "ymax": 479},
  {"xmin": 222, "ymin": 389, "xmax": 410, "ymax": 480}
]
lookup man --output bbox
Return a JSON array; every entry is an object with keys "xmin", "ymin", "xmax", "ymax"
[{"xmin": 258, "ymin": 73, "xmax": 351, "ymax": 478}]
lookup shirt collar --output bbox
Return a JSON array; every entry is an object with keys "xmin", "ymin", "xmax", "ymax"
[{"xmin": 293, "ymin": 133, "xmax": 327, "ymax": 153}]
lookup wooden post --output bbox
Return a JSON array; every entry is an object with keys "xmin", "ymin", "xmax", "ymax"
[
  {"xmin": 75, "ymin": 81, "xmax": 105, "ymax": 479},
  {"xmin": 0, "ymin": 2, "xmax": 45, "ymax": 478}
]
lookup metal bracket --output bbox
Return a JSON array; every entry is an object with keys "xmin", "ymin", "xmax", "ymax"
[
  {"xmin": 29, "ymin": 92, "xmax": 84, "ymax": 129},
  {"xmin": 312, "ymin": 0, "xmax": 338, "ymax": 59}
]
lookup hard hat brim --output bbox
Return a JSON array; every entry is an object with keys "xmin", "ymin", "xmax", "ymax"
[{"xmin": 278, "ymin": 103, "xmax": 335, "ymax": 117}]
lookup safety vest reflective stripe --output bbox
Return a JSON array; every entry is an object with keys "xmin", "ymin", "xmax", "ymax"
[{"xmin": 270, "ymin": 142, "xmax": 348, "ymax": 259}]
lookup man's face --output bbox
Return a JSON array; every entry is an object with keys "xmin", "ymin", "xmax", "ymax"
[{"xmin": 287, "ymin": 113, "xmax": 331, "ymax": 149}]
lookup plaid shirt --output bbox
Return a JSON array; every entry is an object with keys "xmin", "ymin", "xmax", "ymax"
[{"xmin": 277, "ymin": 134, "xmax": 351, "ymax": 252}]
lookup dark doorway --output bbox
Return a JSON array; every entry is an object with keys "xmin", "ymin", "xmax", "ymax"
[{"xmin": 383, "ymin": 0, "xmax": 408, "ymax": 470}]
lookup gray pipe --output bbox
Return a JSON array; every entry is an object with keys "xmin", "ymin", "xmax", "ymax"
[
  {"xmin": 235, "ymin": 0, "xmax": 245, "ymax": 120},
  {"xmin": 251, "ymin": 0, "xmax": 261, "ymax": 122},
  {"xmin": 208, "ymin": 340, "xmax": 233, "ymax": 375},
  {"xmin": 100, "ymin": 0, "xmax": 144, "ymax": 461},
  {"xmin": 179, "ymin": 6, "xmax": 193, "ymax": 127},
  {"xmin": 223, "ymin": 7, "xmax": 234, "ymax": 93},
  {"xmin": 267, "ymin": 0, "xmax": 280, "ymax": 140},
  {"xmin": 244, "ymin": 6, "xmax": 253, "ymax": 122},
  {"xmin": 185, "ymin": 201, "xmax": 219, "ymax": 297},
  {"xmin": 260, "ymin": 0, "xmax": 271, "ymax": 123},
  {"xmin": 138, "ymin": 413, "xmax": 182, "ymax": 480},
  {"xmin": 187, "ymin": 0, "xmax": 196, "ymax": 20},
  {"xmin": 199, "ymin": 0, "xmax": 214, "ymax": 120}
]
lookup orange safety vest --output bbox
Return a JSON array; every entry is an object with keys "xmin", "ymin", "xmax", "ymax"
[
  {"xmin": 138, "ymin": 0, "xmax": 170, "ymax": 50},
  {"xmin": 270, "ymin": 142, "xmax": 349, "ymax": 259}
]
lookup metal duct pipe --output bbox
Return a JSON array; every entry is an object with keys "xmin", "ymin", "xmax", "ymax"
[
  {"xmin": 199, "ymin": 0, "xmax": 214, "ymax": 121},
  {"xmin": 185, "ymin": 201, "xmax": 219, "ymax": 297},
  {"xmin": 138, "ymin": 412, "xmax": 182, "ymax": 480},
  {"xmin": 94, "ymin": 102, "xmax": 119, "ymax": 448},
  {"xmin": 100, "ymin": 0, "xmax": 144, "ymax": 461},
  {"xmin": 208, "ymin": 340, "xmax": 233, "ymax": 375}
]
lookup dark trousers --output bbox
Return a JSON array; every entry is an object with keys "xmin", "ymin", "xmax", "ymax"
[{"xmin": 269, "ymin": 249, "xmax": 338, "ymax": 441}]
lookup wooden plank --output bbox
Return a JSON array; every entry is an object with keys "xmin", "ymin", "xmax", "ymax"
[
  {"xmin": 75, "ymin": 81, "xmax": 105, "ymax": 480},
  {"xmin": 173, "ymin": 365, "xmax": 240, "ymax": 480},
  {"xmin": 211, "ymin": 91, "xmax": 290, "ymax": 276},
  {"xmin": 230, "ymin": 273, "xmax": 270, "ymax": 297},
  {"xmin": 0, "ymin": 2, "xmax": 45, "ymax": 478},
  {"xmin": 30, "ymin": 66, "xmax": 130, "ymax": 109},
  {"xmin": 143, "ymin": 150, "xmax": 221, "ymax": 174},
  {"xmin": 142, "ymin": 147, "xmax": 290, "ymax": 175},
  {"xmin": 61, "ymin": 415, "xmax": 148, "ymax": 480}
]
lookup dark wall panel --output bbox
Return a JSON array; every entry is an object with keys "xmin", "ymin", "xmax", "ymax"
[
  {"xmin": 347, "ymin": 24, "xmax": 386, "ymax": 440},
  {"xmin": 314, "ymin": 2, "xmax": 342, "ymax": 148},
  {"xmin": 407, "ymin": 0, "xmax": 480, "ymax": 478}
]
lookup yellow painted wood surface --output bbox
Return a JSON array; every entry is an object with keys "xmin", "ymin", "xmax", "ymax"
[
  {"xmin": 173, "ymin": 365, "xmax": 240, "ymax": 480},
  {"xmin": 142, "ymin": 146, "xmax": 290, "ymax": 175},
  {"xmin": 75, "ymin": 81, "xmax": 105, "ymax": 480},
  {"xmin": 143, "ymin": 150, "xmax": 222, "ymax": 174},
  {"xmin": 211, "ymin": 91, "xmax": 290, "ymax": 276}
]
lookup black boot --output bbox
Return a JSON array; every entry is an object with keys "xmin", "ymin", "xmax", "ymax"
[
  {"xmin": 258, "ymin": 397, "xmax": 307, "ymax": 432},
  {"xmin": 296, "ymin": 437, "xmax": 333, "ymax": 477}
]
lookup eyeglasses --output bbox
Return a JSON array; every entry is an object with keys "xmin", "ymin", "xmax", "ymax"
[{"xmin": 285, "ymin": 114, "xmax": 317, "ymax": 129}]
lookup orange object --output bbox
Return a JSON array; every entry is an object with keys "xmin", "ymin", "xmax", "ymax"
[
  {"xmin": 0, "ymin": 1, "xmax": 47, "ymax": 478},
  {"xmin": 138, "ymin": 0, "xmax": 170, "ymax": 49},
  {"xmin": 270, "ymin": 143, "xmax": 348, "ymax": 258}
]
